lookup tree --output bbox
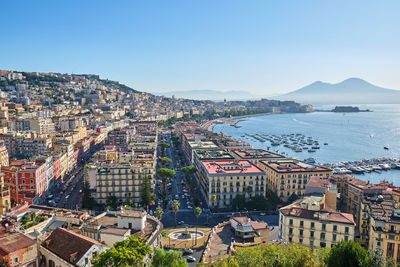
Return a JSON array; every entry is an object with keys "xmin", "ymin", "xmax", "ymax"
[
  {"xmin": 140, "ymin": 174, "xmax": 155, "ymax": 211},
  {"xmin": 369, "ymin": 248, "xmax": 395, "ymax": 267},
  {"xmin": 211, "ymin": 195, "xmax": 217, "ymax": 207},
  {"xmin": 82, "ymin": 168, "xmax": 96, "ymax": 209},
  {"xmin": 155, "ymin": 207, "xmax": 164, "ymax": 221},
  {"xmin": 160, "ymin": 157, "xmax": 172, "ymax": 167},
  {"xmin": 245, "ymin": 186, "xmax": 253, "ymax": 199},
  {"xmin": 92, "ymin": 235, "xmax": 151, "ymax": 267},
  {"xmin": 159, "ymin": 142, "xmax": 170, "ymax": 156},
  {"xmin": 151, "ymin": 248, "xmax": 187, "ymax": 267},
  {"xmin": 180, "ymin": 166, "xmax": 197, "ymax": 180},
  {"xmin": 157, "ymin": 168, "xmax": 176, "ymax": 195},
  {"xmin": 194, "ymin": 207, "xmax": 202, "ymax": 245},
  {"xmin": 325, "ymin": 240, "xmax": 373, "ymax": 267},
  {"xmin": 106, "ymin": 195, "xmax": 118, "ymax": 210},
  {"xmin": 172, "ymin": 200, "xmax": 180, "ymax": 227}
]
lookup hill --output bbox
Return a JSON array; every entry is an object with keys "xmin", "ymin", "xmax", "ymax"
[{"xmin": 278, "ymin": 78, "xmax": 400, "ymax": 104}]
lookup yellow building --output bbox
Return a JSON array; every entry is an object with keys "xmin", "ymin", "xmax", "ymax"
[
  {"xmin": 279, "ymin": 195, "xmax": 355, "ymax": 249},
  {"xmin": 0, "ymin": 172, "xmax": 10, "ymax": 215},
  {"xmin": 54, "ymin": 152, "xmax": 68, "ymax": 180},
  {"xmin": 197, "ymin": 159, "xmax": 266, "ymax": 208},
  {"xmin": 366, "ymin": 191, "xmax": 400, "ymax": 263},
  {"xmin": 95, "ymin": 163, "xmax": 153, "ymax": 206},
  {"xmin": 335, "ymin": 175, "xmax": 387, "ymax": 245},
  {"xmin": 258, "ymin": 159, "xmax": 332, "ymax": 201},
  {"xmin": 0, "ymin": 142, "xmax": 9, "ymax": 167}
]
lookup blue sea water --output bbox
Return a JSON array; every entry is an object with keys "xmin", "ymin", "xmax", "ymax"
[{"xmin": 213, "ymin": 104, "xmax": 400, "ymax": 186}]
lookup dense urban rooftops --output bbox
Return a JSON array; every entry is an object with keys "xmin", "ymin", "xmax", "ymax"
[
  {"xmin": 201, "ymin": 160, "xmax": 265, "ymax": 175},
  {"xmin": 260, "ymin": 159, "xmax": 331, "ymax": 173}
]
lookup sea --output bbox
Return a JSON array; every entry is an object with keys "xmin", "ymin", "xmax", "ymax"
[{"xmin": 213, "ymin": 104, "xmax": 400, "ymax": 186}]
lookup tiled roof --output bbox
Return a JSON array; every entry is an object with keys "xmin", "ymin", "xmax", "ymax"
[
  {"xmin": 280, "ymin": 207, "xmax": 355, "ymax": 225},
  {"xmin": 0, "ymin": 232, "xmax": 36, "ymax": 256},
  {"xmin": 41, "ymin": 228, "xmax": 101, "ymax": 265},
  {"xmin": 250, "ymin": 221, "xmax": 268, "ymax": 230}
]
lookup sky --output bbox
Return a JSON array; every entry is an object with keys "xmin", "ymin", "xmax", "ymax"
[{"xmin": 1, "ymin": 0, "xmax": 400, "ymax": 97}]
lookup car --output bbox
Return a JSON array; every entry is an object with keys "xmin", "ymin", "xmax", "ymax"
[
  {"xmin": 187, "ymin": 205, "xmax": 192, "ymax": 209},
  {"xmin": 79, "ymin": 189, "xmax": 82, "ymax": 193},
  {"xmin": 178, "ymin": 221, "xmax": 185, "ymax": 225},
  {"xmin": 187, "ymin": 256, "xmax": 196, "ymax": 262},
  {"xmin": 183, "ymin": 248, "xmax": 193, "ymax": 255},
  {"xmin": 260, "ymin": 212, "xmax": 266, "ymax": 216},
  {"xmin": 65, "ymin": 194, "xmax": 70, "ymax": 199}
]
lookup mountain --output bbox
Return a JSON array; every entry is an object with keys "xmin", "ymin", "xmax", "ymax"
[
  {"xmin": 278, "ymin": 78, "xmax": 400, "ymax": 104},
  {"xmin": 159, "ymin": 90, "xmax": 253, "ymax": 101}
]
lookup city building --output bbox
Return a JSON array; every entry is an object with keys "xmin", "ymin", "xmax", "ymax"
[
  {"xmin": 39, "ymin": 227, "xmax": 106, "ymax": 267},
  {"xmin": 0, "ymin": 172, "xmax": 10, "ymax": 215},
  {"xmin": 230, "ymin": 149, "xmax": 284, "ymax": 164},
  {"xmin": 279, "ymin": 195, "xmax": 355, "ymax": 249},
  {"xmin": 366, "ymin": 191, "xmax": 400, "ymax": 263},
  {"xmin": 94, "ymin": 163, "xmax": 153, "ymax": 206},
  {"xmin": 197, "ymin": 160, "xmax": 266, "ymax": 208},
  {"xmin": 2, "ymin": 161, "xmax": 47, "ymax": 205},
  {"xmin": 257, "ymin": 159, "xmax": 332, "ymax": 201}
]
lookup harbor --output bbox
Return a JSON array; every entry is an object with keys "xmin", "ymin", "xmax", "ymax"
[{"xmin": 320, "ymin": 157, "xmax": 400, "ymax": 175}]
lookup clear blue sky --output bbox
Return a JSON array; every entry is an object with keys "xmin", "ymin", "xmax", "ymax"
[{"xmin": 1, "ymin": 0, "xmax": 399, "ymax": 96}]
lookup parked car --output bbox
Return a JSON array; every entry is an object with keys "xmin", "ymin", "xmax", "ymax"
[
  {"xmin": 187, "ymin": 256, "xmax": 196, "ymax": 262},
  {"xmin": 183, "ymin": 248, "xmax": 193, "ymax": 255},
  {"xmin": 178, "ymin": 221, "xmax": 185, "ymax": 225}
]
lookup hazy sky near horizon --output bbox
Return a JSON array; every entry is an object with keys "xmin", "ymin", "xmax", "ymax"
[{"xmin": 1, "ymin": 1, "xmax": 400, "ymax": 96}]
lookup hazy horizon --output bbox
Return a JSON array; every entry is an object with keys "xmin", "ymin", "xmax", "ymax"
[{"xmin": 1, "ymin": 1, "xmax": 400, "ymax": 96}]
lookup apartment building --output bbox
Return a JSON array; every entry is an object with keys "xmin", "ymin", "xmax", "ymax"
[
  {"xmin": 2, "ymin": 161, "xmax": 47, "ymax": 205},
  {"xmin": 0, "ymin": 172, "xmax": 10, "ymax": 215},
  {"xmin": 0, "ymin": 141, "xmax": 9, "ymax": 167},
  {"xmin": 280, "ymin": 195, "xmax": 355, "ymax": 249},
  {"xmin": 94, "ymin": 163, "xmax": 153, "ymax": 206},
  {"xmin": 197, "ymin": 160, "xmax": 266, "ymax": 208},
  {"xmin": 366, "ymin": 191, "xmax": 400, "ymax": 263},
  {"xmin": 230, "ymin": 149, "xmax": 284, "ymax": 164},
  {"xmin": 258, "ymin": 159, "xmax": 332, "ymax": 201}
]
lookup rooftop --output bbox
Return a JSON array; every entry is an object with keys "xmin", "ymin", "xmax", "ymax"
[
  {"xmin": 201, "ymin": 160, "xmax": 265, "ymax": 175},
  {"xmin": 260, "ymin": 159, "xmax": 331, "ymax": 173},
  {"xmin": 41, "ymin": 228, "xmax": 102, "ymax": 265},
  {"xmin": 231, "ymin": 149, "xmax": 284, "ymax": 160},
  {"xmin": 0, "ymin": 232, "xmax": 36, "ymax": 256}
]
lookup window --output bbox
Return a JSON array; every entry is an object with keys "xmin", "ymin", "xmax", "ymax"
[
  {"xmin": 320, "ymin": 233, "xmax": 326, "ymax": 240},
  {"xmin": 320, "ymin": 242, "xmax": 326, "ymax": 248},
  {"xmin": 289, "ymin": 219, "xmax": 293, "ymax": 226},
  {"xmin": 310, "ymin": 231, "xmax": 314, "ymax": 238},
  {"xmin": 333, "ymin": 225, "xmax": 337, "ymax": 232},
  {"xmin": 300, "ymin": 221, "xmax": 304, "ymax": 227},
  {"xmin": 289, "ymin": 228, "xmax": 293, "ymax": 235},
  {"xmin": 333, "ymin": 234, "xmax": 337, "ymax": 242},
  {"xmin": 344, "ymin": 236, "xmax": 349, "ymax": 241},
  {"xmin": 310, "ymin": 240, "xmax": 314, "ymax": 247},
  {"xmin": 311, "ymin": 222, "xmax": 315, "ymax": 228},
  {"xmin": 345, "ymin": 227, "xmax": 349, "ymax": 234},
  {"xmin": 322, "ymin": 223, "xmax": 326, "ymax": 231},
  {"xmin": 299, "ymin": 229, "xmax": 303, "ymax": 237}
]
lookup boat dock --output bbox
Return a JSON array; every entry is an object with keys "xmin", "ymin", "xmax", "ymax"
[{"xmin": 321, "ymin": 158, "xmax": 400, "ymax": 175}]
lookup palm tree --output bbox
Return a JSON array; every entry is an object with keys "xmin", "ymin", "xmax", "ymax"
[
  {"xmin": 194, "ymin": 207, "xmax": 202, "ymax": 245},
  {"xmin": 172, "ymin": 200, "xmax": 180, "ymax": 227},
  {"xmin": 211, "ymin": 195, "xmax": 217, "ymax": 207},
  {"xmin": 155, "ymin": 207, "xmax": 164, "ymax": 221}
]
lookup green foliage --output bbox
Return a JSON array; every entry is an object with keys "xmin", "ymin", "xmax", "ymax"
[
  {"xmin": 172, "ymin": 200, "xmax": 180, "ymax": 226},
  {"xmin": 159, "ymin": 142, "xmax": 171, "ymax": 149},
  {"xmin": 82, "ymin": 168, "xmax": 96, "ymax": 209},
  {"xmin": 194, "ymin": 207, "xmax": 202, "ymax": 217},
  {"xmin": 287, "ymin": 193, "xmax": 299, "ymax": 204},
  {"xmin": 92, "ymin": 235, "xmax": 151, "ymax": 267},
  {"xmin": 157, "ymin": 168, "xmax": 176, "ymax": 178},
  {"xmin": 140, "ymin": 174, "xmax": 155, "ymax": 208},
  {"xmin": 180, "ymin": 166, "xmax": 197, "ymax": 178},
  {"xmin": 161, "ymin": 157, "xmax": 172, "ymax": 165},
  {"xmin": 106, "ymin": 195, "xmax": 118, "ymax": 210},
  {"xmin": 231, "ymin": 194, "xmax": 275, "ymax": 211},
  {"xmin": 209, "ymin": 243, "xmax": 321, "ymax": 267},
  {"xmin": 155, "ymin": 207, "xmax": 164, "ymax": 220},
  {"xmin": 325, "ymin": 240, "xmax": 373, "ymax": 267},
  {"xmin": 151, "ymin": 248, "xmax": 187, "ymax": 267}
]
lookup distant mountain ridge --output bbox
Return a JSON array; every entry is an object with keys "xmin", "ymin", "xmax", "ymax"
[{"xmin": 278, "ymin": 78, "xmax": 400, "ymax": 104}]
